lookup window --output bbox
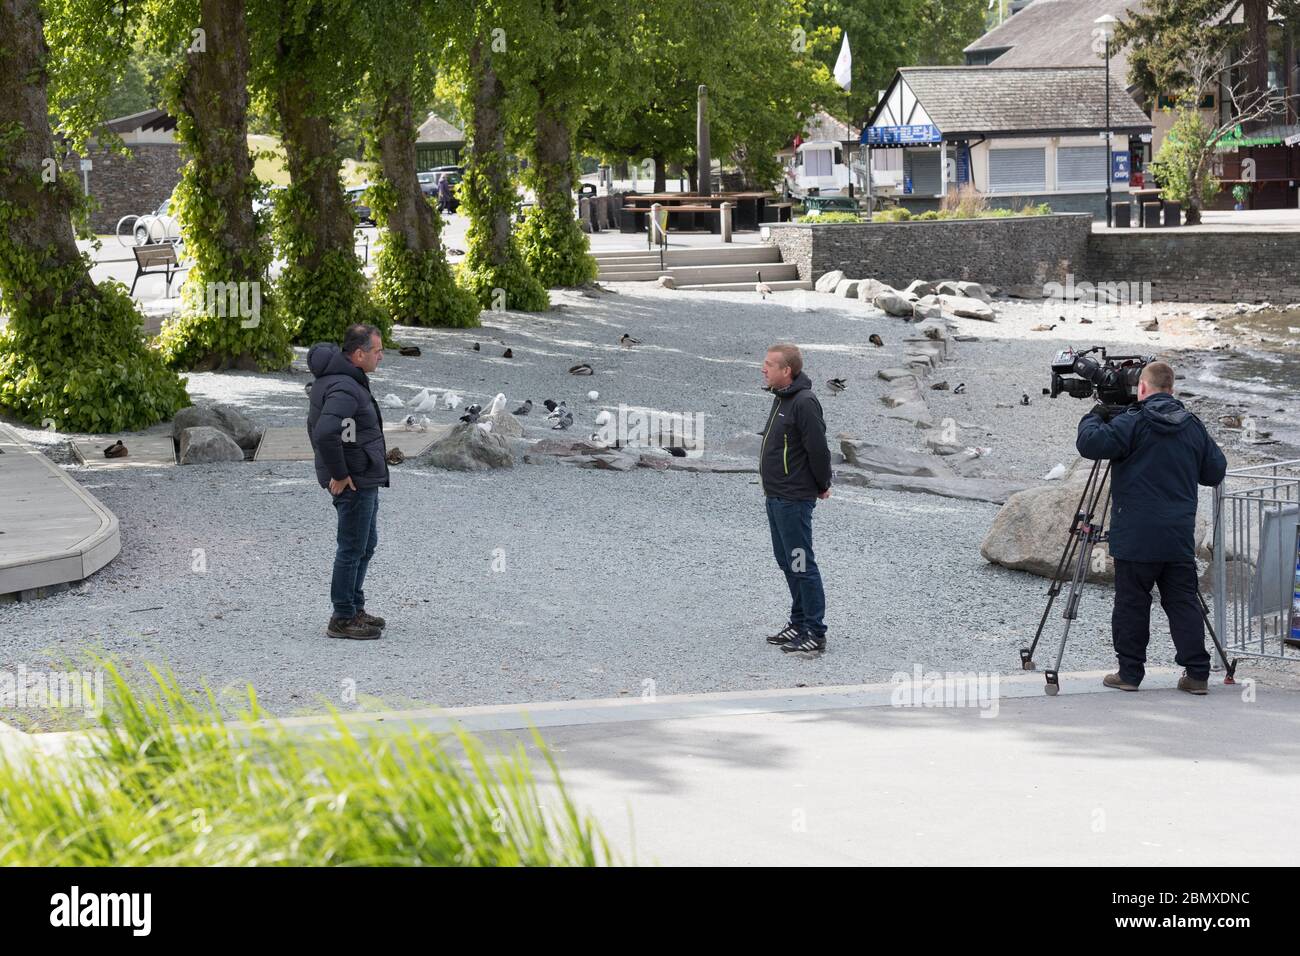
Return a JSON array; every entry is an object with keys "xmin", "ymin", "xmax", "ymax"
[
  {"xmin": 988, "ymin": 147, "xmax": 1046, "ymax": 192},
  {"xmin": 805, "ymin": 149, "xmax": 833, "ymax": 177},
  {"xmin": 1057, "ymin": 146, "xmax": 1107, "ymax": 190}
]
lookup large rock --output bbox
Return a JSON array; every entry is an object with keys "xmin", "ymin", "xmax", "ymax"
[
  {"xmin": 178, "ymin": 426, "xmax": 245, "ymax": 465},
  {"xmin": 982, "ymin": 471, "xmax": 1115, "ymax": 581},
  {"xmin": 840, "ymin": 468, "xmax": 1028, "ymax": 504},
  {"xmin": 834, "ymin": 278, "xmax": 860, "ymax": 298},
  {"xmin": 839, "ymin": 437, "xmax": 952, "ymax": 478},
  {"xmin": 420, "ymin": 422, "xmax": 513, "ymax": 470},
  {"xmin": 856, "ymin": 278, "xmax": 890, "ymax": 302},
  {"xmin": 173, "ymin": 403, "xmax": 263, "ymax": 451},
  {"xmin": 873, "ymin": 289, "xmax": 915, "ymax": 317},
  {"xmin": 935, "ymin": 280, "xmax": 963, "ymax": 296},
  {"xmin": 912, "ymin": 295, "xmax": 943, "ymax": 320},
  {"xmin": 956, "ymin": 281, "xmax": 990, "ymax": 303},
  {"xmin": 939, "ymin": 294, "xmax": 995, "ymax": 321},
  {"xmin": 482, "ymin": 409, "xmax": 524, "ymax": 440},
  {"xmin": 877, "ymin": 368, "xmax": 915, "ymax": 383},
  {"xmin": 904, "ymin": 279, "xmax": 936, "ymax": 297},
  {"xmin": 814, "ymin": 270, "xmax": 845, "ymax": 293}
]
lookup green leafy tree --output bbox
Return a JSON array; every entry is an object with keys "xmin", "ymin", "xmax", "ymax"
[
  {"xmin": 0, "ymin": 0, "xmax": 187, "ymax": 432},
  {"xmin": 362, "ymin": 0, "xmax": 479, "ymax": 328}
]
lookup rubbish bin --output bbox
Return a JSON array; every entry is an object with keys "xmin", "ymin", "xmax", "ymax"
[
  {"xmin": 1142, "ymin": 202, "xmax": 1162, "ymax": 228},
  {"xmin": 1111, "ymin": 202, "xmax": 1131, "ymax": 228},
  {"xmin": 1162, "ymin": 201, "xmax": 1181, "ymax": 227}
]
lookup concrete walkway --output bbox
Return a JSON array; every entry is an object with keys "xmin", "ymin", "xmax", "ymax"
[{"xmin": 0, "ymin": 424, "xmax": 120, "ymax": 599}]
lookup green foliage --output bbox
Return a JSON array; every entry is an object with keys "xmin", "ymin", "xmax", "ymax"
[
  {"xmin": 1153, "ymin": 109, "xmax": 1221, "ymax": 212},
  {"xmin": 872, "ymin": 202, "xmax": 1051, "ymax": 223},
  {"xmin": 915, "ymin": 209, "xmax": 941, "ymax": 221},
  {"xmin": 1233, "ymin": 183, "xmax": 1249, "ymax": 202},
  {"xmin": 875, "ymin": 207, "xmax": 912, "ymax": 221},
  {"xmin": 0, "ymin": 272, "xmax": 188, "ymax": 432},
  {"xmin": 0, "ymin": 660, "xmax": 614, "ymax": 866},
  {"xmin": 518, "ymin": 202, "xmax": 598, "ymax": 288},
  {"xmin": 795, "ymin": 210, "xmax": 863, "ymax": 223}
]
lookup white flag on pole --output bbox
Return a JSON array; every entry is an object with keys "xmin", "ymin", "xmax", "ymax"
[{"xmin": 834, "ymin": 31, "xmax": 852, "ymax": 91}]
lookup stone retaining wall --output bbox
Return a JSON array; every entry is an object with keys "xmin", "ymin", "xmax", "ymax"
[
  {"xmin": 1085, "ymin": 231, "xmax": 1300, "ymax": 303},
  {"xmin": 63, "ymin": 143, "xmax": 184, "ymax": 234}
]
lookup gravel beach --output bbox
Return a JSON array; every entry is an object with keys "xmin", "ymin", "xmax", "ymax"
[{"xmin": 3, "ymin": 282, "xmax": 1296, "ymax": 724}]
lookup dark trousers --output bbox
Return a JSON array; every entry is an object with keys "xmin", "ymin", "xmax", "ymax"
[
  {"xmin": 766, "ymin": 496, "xmax": 826, "ymax": 636},
  {"xmin": 331, "ymin": 487, "xmax": 379, "ymax": 619},
  {"xmin": 1112, "ymin": 559, "xmax": 1210, "ymax": 684}
]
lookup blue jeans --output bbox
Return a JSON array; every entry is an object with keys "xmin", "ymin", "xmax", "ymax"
[
  {"xmin": 766, "ymin": 496, "xmax": 826, "ymax": 636},
  {"xmin": 331, "ymin": 487, "xmax": 379, "ymax": 619}
]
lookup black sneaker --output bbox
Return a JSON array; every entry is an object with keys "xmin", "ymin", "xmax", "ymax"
[
  {"xmin": 766, "ymin": 623, "xmax": 800, "ymax": 645},
  {"xmin": 781, "ymin": 632, "xmax": 826, "ymax": 656},
  {"xmin": 326, "ymin": 615, "xmax": 382, "ymax": 640}
]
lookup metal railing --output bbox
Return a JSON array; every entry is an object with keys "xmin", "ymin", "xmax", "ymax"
[{"xmin": 1212, "ymin": 459, "xmax": 1300, "ymax": 664}]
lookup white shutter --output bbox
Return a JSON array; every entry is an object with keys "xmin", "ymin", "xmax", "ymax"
[
  {"xmin": 906, "ymin": 151, "xmax": 942, "ymax": 196},
  {"xmin": 988, "ymin": 148, "xmax": 1046, "ymax": 192},
  {"xmin": 1057, "ymin": 146, "xmax": 1107, "ymax": 190}
]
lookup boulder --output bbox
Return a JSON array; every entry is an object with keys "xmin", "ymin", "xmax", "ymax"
[
  {"xmin": 838, "ymin": 437, "xmax": 952, "ymax": 478},
  {"xmin": 956, "ymin": 281, "xmax": 990, "ymax": 303},
  {"xmin": 420, "ymin": 422, "xmax": 514, "ymax": 470},
  {"xmin": 717, "ymin": 431, "xmax": 763, "ymax": 458},
  {"xmin": 528, "ymin": 437, "xmax": 608, "ymax": 457},
  {"xmin": 173, "ymin": 403, "xmax": 263, "ymax": 451},
  {"xmin": 935, "ymin": 280, "xmax": 963, "ymax": 296},
  {"xmin": 482, "ymin": 409, "xmax": 524, "ymax": 440},
  {"xmin": 656, "ymin": 275, "xmax": 676, "ymax": 289},
  {"xmin": 856, "ymin": 278, "xmax": 890, "ymax": 302},
  {"xmin": 834, "ymin": 278, "xmax": 860, "ymax": 298},
  {"xmin": 877, "ymin": 368, "xmax": 915, "ymax": 383},
  {"xmin": 593, "ymin": 453, "xmax": 638, "ymax": 471},
  {"xmin": 904, "ymin": 279, "xmax": 936, "ymax": 297},
  {"xmin": 873, "ymin": 290, "xmax": 915, "ymax": 317},
  {"xmin": 882, "ymin": 379, "xmax": 927, "ymax": 409},
  {"xmin": 939, "ymin": 294, "xmax": 996, "ymax": 321},
  {"xmin": 912, "ymin": 295, "xmax": 943, "ymax": 320},
  {"xmin": 981, "ymin": 471, "xmax": 1115, "ymax": 581},
  {"xmin": 178, "ymin": 426, "xmax": 245, "ymax": 465},
  {"xmin": 863, "ymin": 471, "xmax": 1029, "ymax": 504},
  {"xmin": 814, "ymin": 270, "xmax": 845, "ymax": 294}
]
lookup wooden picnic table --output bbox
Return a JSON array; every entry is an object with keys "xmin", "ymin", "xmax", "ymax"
[{"xmin": 620, "ymin": 192, "xmax": 773, "ymax": 231}]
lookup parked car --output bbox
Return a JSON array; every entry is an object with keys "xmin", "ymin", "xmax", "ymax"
[
  {"xmin": 345, "ymin": 184, "xmax": 375, "ymax": 225},
  {"xmin": 420, "ymin": 166, "xmax": 462, "ymax": 213},
  {"xmin": 122, "ymin": 196, "xmax": 182, "ymax": 246}
]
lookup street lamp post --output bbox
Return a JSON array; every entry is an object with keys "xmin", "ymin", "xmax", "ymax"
[{"xmin": 1096, "ymin": 14, "xmax": 1118, "ymax": 226}]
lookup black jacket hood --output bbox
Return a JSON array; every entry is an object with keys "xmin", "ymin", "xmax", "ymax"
[
  {"xmin": 773, "ymin": 372, "xmax": 813, "ymax": 396},
  {"xmin": 1140, "ymin": 392, "xmax": 1193, "ymax": 434},
  {"xmin": 308, "ymin": 342, "xmax": 367, "ymax": 385}
]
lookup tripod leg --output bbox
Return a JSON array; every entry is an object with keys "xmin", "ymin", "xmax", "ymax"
[
  {"xmin": 1044, "ymin": 530, "xmax": 1095, "ymax": 695},
  {"xmin": 1197, "ymin": 589, "xmax": 1236, "ymax": 683}
]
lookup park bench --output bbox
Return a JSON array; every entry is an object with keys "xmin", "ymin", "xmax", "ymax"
[
  {"xmin": 763, "ymin": 201, "xmax": 793, "ymax": 223},
  {"xmin": 803, "ymin": 194, "xmax": 859, "ymax": 215},
  {"xmin": 130, "ymin": 242, "xmax": 186, "ymax": 297}
]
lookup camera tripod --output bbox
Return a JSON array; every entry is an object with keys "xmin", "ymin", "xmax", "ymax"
[{"xmin": 1019, "ymin": 457, "xmax": 1237, "ymax": 695}]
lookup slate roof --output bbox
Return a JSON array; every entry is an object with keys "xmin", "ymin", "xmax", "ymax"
[
  {"xmin": 964, "ymin": 0, "xmax": 1145, "ymax": 86},
  {"xmin": 880, "ymin": 66, "xmax": 1152, "ymax": 139},
  {"xmin": 416, "ymin": 113, "xmax": 464, "ymax": 144}
]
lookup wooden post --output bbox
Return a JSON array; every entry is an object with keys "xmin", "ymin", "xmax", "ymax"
[
  {"xmin": 720, "ymin": 201, "xmax": 732, "ymax": 242},
  {"xmin": 697, "ymin": 85, "xmax": 711, "ymax": 196}
]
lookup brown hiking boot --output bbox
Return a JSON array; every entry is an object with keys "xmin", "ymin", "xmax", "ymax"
[
  {"xmin": 1177, "ymin": 672, "xmax": 1208, "ymax": 695},
  {"xmin": 356, "ymin": 610, "xmax": 386, "ymax": 630},
  {"xmin": 1103, "ymin": 672, "xmax": 1140, "ymax": 691},
  {"xmin": 326, "ymin": 614, "xmax": 381, "ymax": 640}
]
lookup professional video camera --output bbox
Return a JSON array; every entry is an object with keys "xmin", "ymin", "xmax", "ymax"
[{"xmin": 1048, "ymin": 347, "xmax": 1153, "ymax": 408}]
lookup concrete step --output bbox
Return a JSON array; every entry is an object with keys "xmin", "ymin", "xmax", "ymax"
[
  {"xmin": 593, "ymin": 245, "xmax": 781, "ymax": 267},
  {"xmin": 599, "ymin": 261, "xmax": 801, "ymax": 284},
  {"xmin": 677, "ymin": 279, "xmax": 813, "ymax": 292}
]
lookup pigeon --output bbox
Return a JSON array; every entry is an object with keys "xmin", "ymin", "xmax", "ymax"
[
  {"xmin": 485, "ymin": 393, "xmax": 506, "ymax": 418},
  {"xmin": 442, "ymin": 391, "xmax": 462, "ymax": 410},
  {"xmin": 380, "ymin": 393, "xmax": 406, "ymax": 409},
  {"xmin": 502, "ymin": 348, "xmax": 513, "ymax": 359},
  {"xmin": 619, "ymin": 333, "xmax": 641, "ymax": 348},
  {"xmin": 304, "ymin": 381, "xmax": 314, "ymax": 395},
  {"xmin": 931, "ymin": 381, "xmax": 950, "ymax": 391},
  {"xmin": 826, "ymin": 377, "xmax": 847, "ymax": 397},
  {"xmin": 408, "ymin": 388, "xmax": 432, "ymax": 407},
  {"xmin": 401, "ymin": 414, "xmax": 430, "ymax": 432},
  {"xmin": 953, "ymin": 383, "xmax": 966, "ymax": 394},
  {"xmin": 103, "ymin": 440, "xmax": 128, "ymax": 459},
  {"xmin": 398, "ymin": 345, "xmax": 421, "ymax": 357},
  {"xmin": 1021, "ymin": 393, "xmax": 1031, "ymax": 406},
  {"xmin": 664, "ymin": 446, "xmax": 687, "ymax": 457},
  {"xmin": 543, "ymin": 399, "xmax": 559, "ymax": 413},
  {"xmin": 471, "ymin": 343, "xmax": 480, "ymax": 351},
  {"xmin": 512, "ymin": 400, "xmax": 533, "ymax": 416},
  {"xmin": 755, "ymin": 271, "xmax": 772, "ymax": 300},
  {"xmin": 550, "ymin": 409, "xmax": 574, "ymax": 430},
  {"xmin": 546, "ymin": 401, "xmax": 569, "ymax": 421},
  {"xmin": 869, "ymin": 334, "xmax": 884, "ymax": 347},
  {"xmin": 459, "ymin": 403, "xmax": 483, "ymax": 423},
  {"xmin": 569, "ymin": 363, "xmax": 594, "ymax": 375}
]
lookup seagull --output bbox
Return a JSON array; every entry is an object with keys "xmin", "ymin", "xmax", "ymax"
[
  {"xmin": 543, "ymin": 399, "xmax": 559, "ymax": 413},
  {"xmin": 569, "ymin": 363, "xmax": 594, "ymax": 375},
  {"xmin": 755, "ymin": 271, "xmax": 772, "ymax": 300},
  {"xmin": 415, "ymin": 392, "xmax": 441, "ymax": 414},
  {"xmin": 502, "ymin": 347, "xmax": 513, "ymax": 358},
  {"xmin": 826, "ymin": 377, "xmax": 847, "ymax": 397},
  {"xmin": 953, "ymin": 383, "xmax": 966, "ymax": 395},
  {"xmin": 402, "ymin": 414, "xmax": 430, "ymax": 432},
  {"xmin": 408, "ymin": 388, "xmax": 432, "ymax": 407},
  {"xmin": 594, "ymin": 409, "xmax": 612, "ymax": 427},
  {"xmin": 512, "ymin": 399, "xmax": 533, "ymax": 416},
  {"xmin": 619, "ymin": 333, "xmax": 641, "ymax": 348},
  {"xmin": 485, "ymin": 393, "xmax": 506, "ymax": 418},
  {"xmin": 381, "ymin": 393, "xmax": 406, "ymax": 409},
  {"xmin": 442, "ymin": 391, "xmax": 462, "ymax": 410},
  {"xmin": 459, "ymin": 403, "xmax": 483, "ymax": 423},
  {"xmin": 869, "ymin": 334, "xmax": 884, "ymax": 347}
]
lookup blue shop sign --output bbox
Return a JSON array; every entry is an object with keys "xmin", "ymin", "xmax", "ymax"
[
  {"xmin": 865, "ymin": 124, "xmax": 942, "ymax": 146},
  {"xmin": 1111, "ymin": 151, "xmax": 1130, "ymax": 182}
]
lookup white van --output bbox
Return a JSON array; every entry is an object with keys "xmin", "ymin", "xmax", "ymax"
[{"xmin": 786, "ymin": 140, "xmax": 850, "ymax": 198}]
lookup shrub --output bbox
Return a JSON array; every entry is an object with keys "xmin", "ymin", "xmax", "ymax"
[
  {"xmin": 518, "ymin": 202, "xmax": 598, "ymax": 289},
  {"xmin": 0, "ymin": 661, "xmax": 614, "ymax": 866},
  {"xmin": 940, "ymin": 182, "xmax": 989, "ymax": 219},
  {"xmin": 796, "ymin": 211, "xmax": 863, "ymax": 223},
  {"xmin": 916, "ymin": 210, "xmax": 941, "ymax": 221},
  {"xmin": 875, "ymin": 207, "xmax": 912, "ymax": 222}
]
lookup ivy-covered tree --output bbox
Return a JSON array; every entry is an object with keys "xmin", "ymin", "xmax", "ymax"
[
  {"xmin": 445, "ymin": 3, "xmax": 548, "ymax": 312},
  {"xmin": 249, "ymin": 0, "xmax": 384, "ymax": 345},
  {"xmin": 0, "ymin": 0, "xmax": 188, "ymax": 432},
  {"xmin": 362, "ymin": 0, "xmax": 479, "ymax": 328},
  {"xmin": 152, "ymin": 0, "xmax": 294, "ymax": 371}
]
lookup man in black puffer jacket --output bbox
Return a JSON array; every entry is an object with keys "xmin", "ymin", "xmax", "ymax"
[
  {"xmin": 307, "ymin": 324, "xmax": 390, "ymax": 641},
  {"xmin": 1076, "ymin": 360, "xmax": 1227, "ymax": 694},
  {"xmin": 759, "ymin": 343, "xmax": 833, "ymax": 657}
]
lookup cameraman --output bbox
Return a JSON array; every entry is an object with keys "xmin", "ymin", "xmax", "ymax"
[{"xmin": 1076, "ymin": 361, "xmax": 1227, "ymax": 695}]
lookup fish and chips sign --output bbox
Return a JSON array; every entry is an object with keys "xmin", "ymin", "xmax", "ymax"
[{"xmin": 865, "ymin": 124, "xmax": 942, "ymax": 146}]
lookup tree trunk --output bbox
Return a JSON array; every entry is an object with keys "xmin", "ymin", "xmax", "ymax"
[
  {"xmin": 375, "ymin": 75, "xmax": 440, "ymax": 255},
  {"xmin": 469, "ymin": 37, "xmax": 513, "ymax": 269},
  {"xmin": 686, "ymin": 162, "xmax": 698, "ymax": 193},
  {"xmin": 0, "ymin": 0, "xmax": 95, "ymax": 314},
  {"xmin": 652, "ymin": 152, "xmax": 666, "ymax": 193},
  {"xmin": 1244, "ymin": 0, "xmax": 1271, "ymax": 128},
  {"xmin": 534, "ymin": 99, "xmax": 576, "ymax": 217}
]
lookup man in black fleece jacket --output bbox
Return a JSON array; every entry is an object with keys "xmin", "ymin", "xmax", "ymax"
[{"xmin": 759, "ymin": 343, "xmax": 832, "ymax": 656}]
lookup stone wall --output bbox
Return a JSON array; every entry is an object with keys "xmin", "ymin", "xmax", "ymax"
[
  {"xmin": 1085, "ymin": 231, "xmax": 1300, "ymax": 303},
  {"xmin": 765, "ymin": 213, "xmax": 1092, "ymax": 290},
  {"xmin": 63, "ymin": 143, "xmax": 185, "ymax": 234}
]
